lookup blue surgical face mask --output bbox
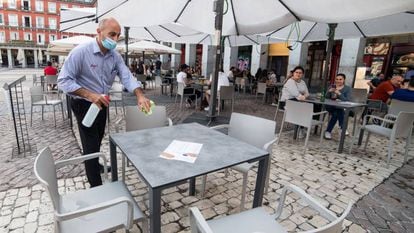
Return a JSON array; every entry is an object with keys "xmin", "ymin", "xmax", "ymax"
[{"xmin": 102, "ymin": 37, "xmax": 117, "ymax": 50}]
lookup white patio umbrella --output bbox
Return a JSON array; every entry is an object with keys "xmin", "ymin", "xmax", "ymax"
[
  {"xmin": 46, "ymin": 35, "xmax": 95, "ymax": 55},
  {"xmin": 16, "ymin": 49, "xmax": 24, "ymax": 63},
  {"xmin": 118, "ymin": 40, "xmax": 181, "ymax": 55},
  {"xmin": 38, "ymin": 48, "xmax": 43, "ymax": 65}
]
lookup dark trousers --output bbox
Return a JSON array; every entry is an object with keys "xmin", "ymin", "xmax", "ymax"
[
  {"xmin": 326, "ymin": 106, "xmax": 345, "ymax": 133},
  {"xmin": 184, "ymin": 87, "xmax": 201, "ymax": 101},
  {"xmin": 71, "ymin": 98, "xmax": 107, "ymax": 187}
]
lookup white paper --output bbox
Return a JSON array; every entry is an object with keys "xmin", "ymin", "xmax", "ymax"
[
  {"xmin": 340, "ymin": 101, "xmax": 360, "ymax": 105},
  {"xmin": 160, "ymin": 140, "xmax": 203, "ymax": 163}
]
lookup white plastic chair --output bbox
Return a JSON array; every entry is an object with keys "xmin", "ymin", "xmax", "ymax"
[
  {"xmin": 256, "ymin": 82, "xmax": 267, "ymax": 103},
  {"xmin": 34, "ymin": 147, "xmax": 148, "ymax": 233},
  {"xmin": 350, "ymin": 88, "xmax": 368, "ymax": 135},
  {"xmin": 175, "ymin": 82, "xmax": 198, "ymax": 109},
  {"xmin": 277, "ymin": 100, "xmax": 328, "ymax": 152},
  {"xmin": 387, "ymin": 99, "xmax": 414, "ymax": 117},
  {"xmin": 109, "ymin": 82, "xmax": 125, "ymax": 115},
  {"xmin": 45, "ymin": 75, "xmax": 58, "ymax": 91},
  {"xmin": 30, "ymin": 86, "xmax": 64, "ymax": 127},
  {"xmin": 190, "ymin": 184, "xmax": 353, "ymax": 233},
  {"xmin": 201, "ymin": 112, "xmax": 277, "ymax": 210},
  {"xmin": 217, "ymin": 86, "xmax": 234, "ymax": 115},
  {"xmin": 115, "ymin": 105, "xmax": 173, "ymax": 180},
  {"xmin": 349, "ymin": 111, "xmax": 414, "ymax": 167},
  {"xmin": 155, "ymin": 76, "xmax": 170, "ymax": 95},
  {"xmin": 273, "ymin": 91, "xmax": 284, "ymax": 121}
]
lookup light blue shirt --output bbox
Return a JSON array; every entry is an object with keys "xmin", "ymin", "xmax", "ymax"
[{"xmin": 58, "ymin": 39, "xmax": 141, "ymax": 100}]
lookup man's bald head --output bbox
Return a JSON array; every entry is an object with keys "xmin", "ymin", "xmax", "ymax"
[{"xmin": 96, "ymin": 17, "xmax": 121, "ymax": 52}]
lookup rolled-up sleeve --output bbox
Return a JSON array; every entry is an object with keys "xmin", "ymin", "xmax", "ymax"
[
  {"xmin": 114, "ymin": 53, "xmax": 141, "ymax": 92},
  {"xmin": 57, "ymin": 50, "xmax": 82, "ymax": 94}
]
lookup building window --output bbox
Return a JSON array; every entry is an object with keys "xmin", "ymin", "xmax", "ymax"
[
  {"xmin": 62, "ymin": 35, "xmax": 68, "ymax": 39},
  {"xmin": 35, "ymin": 1, "xmax": 43, "ymax": 12},
  {"xmin": 0, "ymin": 14, "xmax": 3, "ymax": 25},
  {"xmin": 8, "ymin": 14, "xmax": 18, "ymax": 27},
  {"xmin": 48, "ymin": 2, "xmax": 56, "ymax": 13},
  {"xmin": 10, "ymin": 31, "xmax": 19, "ymax": 40},
  {"xmin": 48, "ymin": 18, "xmax": 57, "ymax": 30},
  {"xmin": 22, "ymin": 0, "xmax": 30, "ymax": 10},
  {"xmin": 0, "ymin": 32, "xmax": 5, "ymax": 43},
  {"xmin": 60, "ymin": 4, "xmax": 68, "ymax": 10},
  {"xmin": 37, "ymin": 33, "xmax": 45, "ymax": 44},
  {"xmin": 23, "ymin": 16, "xmax": 31, "ymax": 27},
  {"xmin": 8, "ymin": 0, "xmax": 16, "ymax": 9},
  {"xmin": 49, "ymin": 34, "xmax": 56, "ymax": 42},
  {"xmin": 0, "ymin": 0, "xmax": 3, "ymax": 8},
  {"xmin": 24, "ymin": 32, "xmax": 31, "ymax": 41},
  {"xmin": 36, "ymin": 17, "xmax": 44, "ymax": 28}
]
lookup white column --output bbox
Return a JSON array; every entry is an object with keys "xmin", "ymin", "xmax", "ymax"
[
  {"xmin": 251, "ymin": 44, "xmax": 268, "ymax": 75},
  {"xmin": 201, "ymin": 45, "xmax": 214, "ymax": 77},
  {"xmin": 7, "ymin": 49, "xmax": 13, "ymax": 68},
  {"xmin": 287, "ymin": 42, "xmax": 309, "ymax": 75},
  {"xmin": 46, "ymin": 54, "xmax": 50, "ymax": 63},
  {"xmin": 170, "ymin": 43, "xmax": 181, "ymax": 71},
  {"xmin": 22, "ymin": 49, "xmax": 27, "ymax": 68},
  {"xmin": 185, "ymin": 43, "xmax": 196, "ymax": 67},
  {"xmin": 338, "ymin": 38, "xmax": 366, "ymax": 86},
  {"xmin": 160, "ymin": 42, "xmax": 170, "ymax": 70},
  {"xmin": 34, "ymin": 49, "xmax": 38, "ymax": 68},
  {"xmin": 223, "ymin": 46, "xmax": 238, "ymax": 73}
]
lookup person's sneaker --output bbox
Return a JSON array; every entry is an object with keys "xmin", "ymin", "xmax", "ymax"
[
  {"xmin": 345, "ymin": 130, "xmax": 350, "ymax": 136},
  {"xmin": 204, "ymin": 106, "xmax": 210, "ymax": 111},
  {"xmin": 324, "ymin": 131, "xmax": 332, "ymax": 140}
]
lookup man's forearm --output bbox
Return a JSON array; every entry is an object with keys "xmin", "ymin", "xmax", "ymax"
[
  {"xmin": 134, "ymin": 87, "xmax": 145, "ymax": 98},
  {"xmin": 72, "ymin": 88, "xmax": 95, "ymax": 100}
]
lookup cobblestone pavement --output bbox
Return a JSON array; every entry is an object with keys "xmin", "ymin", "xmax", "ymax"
[{"xmin": 0, "ymin": 69, "xmax": 413, "ymax": 233}]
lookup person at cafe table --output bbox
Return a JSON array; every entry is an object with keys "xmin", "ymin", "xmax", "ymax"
[
  {"xmin": 279, "ymin": 66, "xmax": 309, "ymax": 109},
  {"xmin": 323, "ymin": 73, "xmax": 352, "ymax": 140}
]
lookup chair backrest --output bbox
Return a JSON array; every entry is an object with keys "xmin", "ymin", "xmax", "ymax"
[
  {"xmin": 284, "ymin": 100, "xmax": 314, "ymax": 127},
  {"xmin": 176, "ymin": 82, "xmax": 185, "ymax": 95},
  {"xmin": 125, "ymin": 105, "xmax": 169, "ymax": 131},
  {"xmin": 45, "ymin": 75, "xmax": 58, "ymax": 85},
  {"xmin": 110, "ymin": 83, "xmax": 124, "ymax": 99},
  {"xmin": 393, "ymin": 111, "xmax": 414, "ymax": 138},
  {"xmin": 351, "ymin": 88, "xmax": 368, "ymax": 103},
  {"xmin": 228, "ymin": 112, "xmax": 276, "ymax": 150},
  {"xmin": 155, "ymin": 76, "xmax": 162, "ymax": 86},
  {"xmin": 388, "ymin": 99, "xmax": 414, "ymax": 116},
  {"xmin": 136, "ymin": 74, "xmax": 147, "ymax": 83},
  {"xmin": 34, "ymin": 147, "xmax": 60, "ymax": 211},
  {"xmin": 219, "ymin": 86, "xmax": 234, "ymax": 100},
  {"xmin": 30, "ymin": 86, "xmax": 44, "ymax": 102},
  {"xmin": 32, "ymin": 74, "xmax": 37, "ymax": 84},
  {"xmin": 257, "ymin": 82, "xmax": 267, "ymax": 94}
]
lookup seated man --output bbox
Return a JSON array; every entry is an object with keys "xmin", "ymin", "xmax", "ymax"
[
  {"xmin": 176, "ymin": 64, "xmax": 201, "ymax": 107},
  {"xmin": 370, "ymin": 74, "xmax": 403, "ymax": 104},
  {"xmin": 391, "ymin": 78, "xmax": 414, "ymax": 102},
  {"xmin": 44, "ymin": 61, "xmax": 58, "ymax": 90},
  {"xmin": 204, "ymin": 70, "xmax": 230, "ymax": 111},
  {"xmin": 367, "ymin": 73, "xmax": 386, "ymax": 93}
]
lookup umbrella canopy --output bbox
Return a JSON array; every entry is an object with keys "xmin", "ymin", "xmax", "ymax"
[
  {"xmin": 269, "ymin": 11, "xmax": 414, "ymax": 42},
  {"xmin": 46, "ymin": 35, "xmax": 95, "ymax": 55},
  {"xmin": 97, "ymin": 0, "xmax": 413, "ymax": 36},
  {"xmin": 118, "ymin": 40, "xmax": 181, "ymax": 55},
  {"xmin": 38, "ymin": 48, "xmax": 43, "ymax": 64},
  {"xmin": 16, "ymin": 49, "xmax": 24, "ymax": 63}
]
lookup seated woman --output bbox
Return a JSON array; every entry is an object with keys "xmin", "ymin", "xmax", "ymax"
[
  {"xmin": 204, "ymin": 70, "xmax": 230, "ymax": 111},
  {"xmin": 324, "ymin": 73, "xmax": 352, "ymax": 139},
  {"xmin": 280, "ymin": 66, "xmax": 309, "ymax": 109},
  {"xmin": 176, "ymin": 64, "xmax": 201, "ymax": 107}
]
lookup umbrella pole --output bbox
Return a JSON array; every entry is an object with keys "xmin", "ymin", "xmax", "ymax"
[
  {"xmin": 321, "ymin": 23, "xmax": 337, "ymax": 89},
  {"xmin": 124, "ymin": 26, "xmax": 130, "ymax": 67},
  {"xmin": 207, "ymin": 0, "xmax": 224, "ymax": 124}
]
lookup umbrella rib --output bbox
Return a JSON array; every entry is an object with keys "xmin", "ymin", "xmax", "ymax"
[
  {"xmin": 60, "ymin": 13, "xmax": 95, "ymax": 24},
  {"xmin": 95, "ymin": 0, "xmax": 129, "ymax": 21},
  {"xmin": 405, "ymin": 11, "xmax": 414, "ymax": 14},
  {"xmin": 229, "ymin": 0, "xmax": 240, "ymax": 35},
  {"xmin": 60, "ymin": 18, "xmax": 95, "ymax": 32},
  {"xmin": 196, "ymin": 34, "xmax": 210, "ymax": 45},
  {"xmin": 159, "ymin": 25, "xmax": 181, "ymax": 37},
  {"xmin": 174, "ymin": 0, "xmax": 192, "ymax": 23},
  {"xmin": 266, "ymin": 25, "xmax": 288, "ymax": 37},
  {"xmin": 278, "ymin": 0, "xmax": 301, "ymax": 21},
  {"xmin": 243, "ymin": 35, "xmax": 259, "ymax": 45},
  {"xmin": 226, "ymin": 36, "xmax": 232, "ymax": 47},
  {"xmin": 300, "ymin": 22, "xmax": 317, "ymax": 43},
  {"xmin": 353, "ymin": 22, "xmax": 366, "ymax": 38},
  {"xmin": 144, "ymin": 27, "xmax": 159, "ymax": 42}
]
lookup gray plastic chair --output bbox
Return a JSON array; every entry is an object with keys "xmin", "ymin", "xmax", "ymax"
[
  {"xmin": 350, "ymin": 88, "xmax": 368, "ymax": 135},
  {"xmin": 387, "ymin": 99, "xmax": 414, "ymax": 117},
  {"xmin": 155, "ymin": 75, "xmax": 169, "ymax": 95},
  {"xmin": 115, "ymin": 105, "xmax": 173, "ymax": 180},
  {"xmin": 202, "ymin": 112, "xmax": 277, "ymax": 210},
  {"xmin": 349, "ymin": 111, "xmax": 414, "ymax": 167},
  {"xmin": 217, "ymin": 86, "xmax": 234, "ymax": 115},
  {"xmin": 190, "ymin": 184, "xmax": 353, "ymax": 233},
  {"xmin": 277, "ymin": 100, "xmax": 328, "ymax": 152},
  {"xmin": 256, "ymin": 82, "xmax": 267, "ymax": 103},
  {"xmin": 273, "ymin": 91, "xmax": 284, "ymax": 121},
  {"xmin": 109, "ymin": 82, "xmax": 125, "ymax": 115},
  {"xmin": 34, "ymin": 147, "xmax": 147, "ymax": 233},
  {"xmin": 45, "ymin": 75, "xmax": 58, "ymax": 91},
  {"xmin": 30, "ymin": 86, "xmax": 64, "ymax": 127},
  {"xmin": 175, "ymin": 82, "xmax": 198, "ymax": 109}
]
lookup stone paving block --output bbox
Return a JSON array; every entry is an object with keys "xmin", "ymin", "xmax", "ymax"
[
  {"xmin": 8, "ymin": 217, "xmax": 25, "ymax": 229},
  {"xmin": 23, "ymin": 222, "xmax": 37, "ymax": 233}
]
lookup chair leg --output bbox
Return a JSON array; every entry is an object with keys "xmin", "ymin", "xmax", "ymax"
[
  {"xmin": 60, "ymin": 103, "xmax": 64, "ymax": 120},
  {"xmin": 277, "ymin": 116, "xmax": 286, "ymax": 145},
  {"xmin": 53, "ymin": 105, "xmax": 57, "ymax": 127},
  {"xmin": 364, "ymin": 132, "xmax": 371, "ymax": 151},
  {"xmin": 264, "ymin": 156, "xmax": 271, "ymax": 195},
  {"xmin": 404, "ymin": 131, "xmax": 412, "ymax": 163},
  {"xmin": 200, "ymin": 175, "xmax": 207, "ymax": 197},
  {"xmin": 240, "ymin": 172, "xmax": 248, "ymax": 211},
  {"xmin": 114, "ymin": 101, "xmax": 118, "ymax": 114},
  {"xmin": 41, "ymin": 105, "xmax": 44, "ymax": 120},
  {"xmin": 349, "ymin": 127, "xmax": 361, "ymax": 154},
  {"xmin": 386, "ymin": 140, "xmax": 394, "ymax": 168},
  {"xmin": 122, "ymin": 153, "xmax": 126, "ymax": 181},
  {"xmin": 303, "ymin": 127, "xmax": 311, "ymax": 152},
  {"xmin": 30, "ymin": 105, "xmax": 33, "ymax": 126}
]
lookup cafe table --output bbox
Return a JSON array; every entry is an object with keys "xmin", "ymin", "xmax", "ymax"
[
  {"xmin": 304, "ymin": 98, "xmax": 366, "ymax": 153},
  {"xmin": 109, "ymin": 123, "xmax": 270, "ymax": 233}
]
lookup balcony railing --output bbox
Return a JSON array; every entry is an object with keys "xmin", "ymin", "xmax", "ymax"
[{"xmin": 21, "ymin": 6, "xmax": 31, "ymax": 11}]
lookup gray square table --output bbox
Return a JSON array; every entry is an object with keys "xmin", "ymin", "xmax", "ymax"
[
  {"xmin": 109, "ymin": 123, "xmax": 270, "ymax": 233},
  {"xmin": 304, "ymin": 99, "xmax": 366, "ymax": 153}
]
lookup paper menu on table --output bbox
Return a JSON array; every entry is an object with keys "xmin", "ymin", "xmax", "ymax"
[{"xmin": 160, "ymin": 140, "xmax": 203, "ymax": 163}]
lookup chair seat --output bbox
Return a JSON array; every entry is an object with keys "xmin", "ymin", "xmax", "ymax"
[
  {"xmin": 364, "ymin": 124, "xmax": 392, "ymax": 137},
  {"xmin": 232, "ymin": 162, "xmax": 255, "ymax": 174},
  {"xmin": 59, "ymin": 181, "xmax": 145, "ymax": 233},
  {"xmin": 208, "ymin": 207, "xmax": 287, "ymax": 233},
  {"xmin": 33, "ymin": 99, "xmax": 62, "ymax": 105}
]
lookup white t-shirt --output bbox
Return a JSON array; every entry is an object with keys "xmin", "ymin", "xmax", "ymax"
[
  {"xmin": 227, "ymin": 70, "xmax": 234, "ymax": 81},
  {"xmin": 280, "ymin": 78, "xmax": 309, "ymax": 101},
  {"xmin": 210, "ymin": 72, "xmax": 230, "ymax": 91},
  {"xmin": 176, "ymin": 71, "xmax": 187, "ymax": 84}
]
